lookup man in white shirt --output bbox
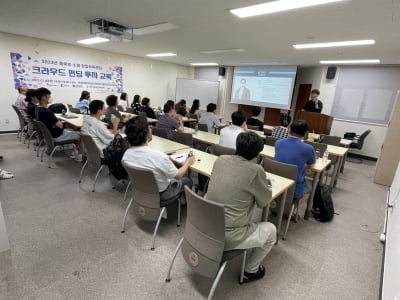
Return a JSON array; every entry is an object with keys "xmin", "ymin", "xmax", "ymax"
[
  {"xmin": 198, "ymin": 103, "xmax": 221, "ymax": 133},
  {"xmin": 14, "ymin": 85, "xmax": 28, "ymax": 116},
  {"xmin": 219, "ymin": 110, "xmax": 248, "ymax": 149},
  {"xmin": 122, "ymin": 116, "xmax": 195, "ymax": 203},
  {"xmin": 81, "ymin": 100, "xmax": 120, "ymax": 156}
]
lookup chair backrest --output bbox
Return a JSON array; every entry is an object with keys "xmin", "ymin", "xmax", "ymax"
[
  {"xmin": 262, "ymin": 158, "xmax": 297, "ymax": 216},
  {"xmin": 187, "ymin": 113, "xmax": 198, "ymax": 121},
  {"xmin": 304, "ymin": 140, "xmax": 327, "ymax": 158},
  {"xmin": 25, "ymin": 115, "xmax": 36, "ymax": 134},
  {"xmin": 209, "ymin": 144, "xmax": 235, "ymax": 156},
  {"xmin": 67, "ymin": 104, "xmax": 73, "ymax": 110},
  {"xmin": 197, "ymin": 123, "xmax": 208, "ymax": 132},
  {"xmin": 125, "ymin": 107, "xmax": 135, "ymax": 114},
  {"xmin": 265, "ymin": 136, "xmax": 279, "ymax": 146},
  {"xmin": 182, "ymin": 186, "xmax": 225, "ymax": 278},
  {"xmin": 80, "ymin": 134, "xmax": 102, "ymax": 169},
  {"xmin": 11, "ymin": 105, "xmax": 26, "ymax": 129},
  {"xmin": 320, "ymin": 135, "xmax": 341, "ymax": 146},
  {"xmin": 247, "ymin": 125, "xmax": 260, "ymax": 131},
  {"xmin": 172, "ymin": 131, "xmax": 193, "ymax": 147},
  {"xmin": 122, "ymin": 162, "xmax": 161, "ymax": 221},
  {"xmin": 355, "ymin": 129, "xmax": 371, "ymax": 149},
  {"xmin": 69, "ymin": 107, "xmax": 81, "ymax": 114},
  {"xmin": 33, "ymin": 120, "xmax": 55, "ymax": 151},
  {"xmin": 151, "ymin": 127, "xmax": 168, "ymax": 139},
  {"xmin": 139, "ymin": 111, "xmax": 147, "ymax": 117}
]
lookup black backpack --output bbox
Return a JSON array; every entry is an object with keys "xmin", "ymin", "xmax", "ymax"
[
  {"xmin": 48, "ymin": 103, "xmax": 67, "ymax": 114},
  {"xmin": 102, "ymin": 134, "xmax": 128, "ymax": 180},
  {"xmin": 311, "ymin": 185, "xmax": 334, "ymax": 222}
]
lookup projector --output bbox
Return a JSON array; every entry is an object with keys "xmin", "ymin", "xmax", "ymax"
[{"xmin": 103, "ymin": 26, "xmax": 125, "ymax": 35}]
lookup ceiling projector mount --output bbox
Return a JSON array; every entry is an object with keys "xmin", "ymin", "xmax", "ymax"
[{"xmin": 90, "ymin": 18, "xmax": 133, "ymax": 42}]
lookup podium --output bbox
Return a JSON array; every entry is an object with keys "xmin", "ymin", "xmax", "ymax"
[{"xmin": 294, "ymin": 111, "xmax": 333, "ymax": 135}]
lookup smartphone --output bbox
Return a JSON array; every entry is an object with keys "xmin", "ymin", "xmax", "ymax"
[{"xmin": 187, "ymin": 150, "xmax": 193, "ymax": 157}]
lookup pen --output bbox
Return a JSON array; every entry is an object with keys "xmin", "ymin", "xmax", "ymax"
[{"xmin": 174, "ymin": 155, "xmax": 185, "ymax": 159}]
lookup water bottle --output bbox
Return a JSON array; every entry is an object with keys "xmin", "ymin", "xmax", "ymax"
[
  {"xmin": 315, "ymin": 150, "xmax": 320, "ymax": 160},
  {"xmin": 195, "ymin": 123, "xmax": 199, "ymax": 133},
  {"xmin": 323, "ymin": 149, "xmax": 329, "ymax": 162}
]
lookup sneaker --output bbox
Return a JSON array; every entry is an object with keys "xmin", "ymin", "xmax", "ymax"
[
  {"xmin": 0, "ymin": 170, "xmax": 14, "ymax": 180},
  {"xmin": 75, "ymin": 154, "xmax": 83, "ymax": 162},
  {"xmin": 239, "ymin": 265, "xmax": 266, "ymax": 284}
]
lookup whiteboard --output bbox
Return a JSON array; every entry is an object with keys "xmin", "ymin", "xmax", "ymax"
[
  {"xmin": 175, "ymin": 78, "xmax": 220, "ymax": 109},
  {"xmin": 382, "ymin": 162, "xmax": 400, "ymax": 300}
]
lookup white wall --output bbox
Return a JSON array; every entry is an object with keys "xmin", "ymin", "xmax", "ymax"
[
  {"xmin": 293, "ymin": 66, "xmax": 387, "ymax": 159},
  {"xmin": 0, "ymin": 32, "xmax": 193, "ymax": 131}
]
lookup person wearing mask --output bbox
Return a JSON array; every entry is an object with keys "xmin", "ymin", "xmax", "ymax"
[
  {"xmin": 105, "ymin": 95, "xmax": 128, "ymax": 130},
  {"xmin": 36, "ymin": 87, "xmax": 82, "ymax": 161},
  {"xmin": 25, "ymin": 89, "xmax": 39, "ymax": 119},
  {"xmin": 198, "ymin": 103, "xmax": 221, "ymax": 133},
  {"xmin": 118, "ymin": 92, "xmax": 129, "ymax": 111},
  {"xmin": 206, "ymin": 132, "xmax": 276, "ymax": 284},
  {"xmin": 131, "ymin": 94, "xmax": 142, "ymax": 113},
  {"xmin": 139, "ymin": 97, "xmax": 156, "ymax": 119},
  {"xmin": 15, "ymin": 85, "xmax": 28, "ymax": 117},
  {"xmin": 303, "ymin": 89, "xmax": 323, "ymax": 113},
  {"xmin": 81, "ymin": 100, "xmax": 120, "ymax": 156},
  {"xmin": 246, "ymin": 106, "xmax": 264, "ymax": 131},
  {"xmin": 75, "ymin": 90, "xmax": 91, "ymax": 114},
  {"xmin": 157, "ymin": 102, "xmax": 184, "ymax": 139},
  {"xmin": 122, "ymin": 116, "xmax": 194, "ymax": 204},
  {"xmin": 219, "ymin": 110, "xmax": 248, "ymax": 149}
]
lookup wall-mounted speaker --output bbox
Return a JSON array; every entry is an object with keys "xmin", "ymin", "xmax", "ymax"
[
  {"xmin": 326, "ymin": 66, "xmax": 337, "ymax": 79},
  {"xmin": 218, "ymin": 67, "xmax": 226, "ymax": 77}
]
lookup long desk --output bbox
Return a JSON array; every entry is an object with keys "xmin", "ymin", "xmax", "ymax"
[
  {"xmin": 148, "ymin": 136, "xmax": 190, "ymax": 153},
  {"xmin": 121, "ymin": 112, "xmax": 158, "ymax": 124},
  {"xmin": 55, "ymin": 113, "xmax": 85, "ymax": 128},
  {"xmin": 171, "ymin": 148, "xmax": 295, "ymax": 240}
]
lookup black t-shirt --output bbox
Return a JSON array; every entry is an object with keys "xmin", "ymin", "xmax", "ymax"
[
  {"xmin": 246, "ymin": 117, "xmax": 264, "ymax": 131},
  {"xmin": 304, "ymin": 100, "xmax": 323, "ymax": 113},
  {"xmin": 140, "ymin": 106, "xmax": 156, "ymax": 119},
  {"xmin": 36, "ymin": 106, "xmax": 63, "ymax": 138},
  {"xmin": 26, "ymin": 103, "xmax": 37, "ymax": 119}
]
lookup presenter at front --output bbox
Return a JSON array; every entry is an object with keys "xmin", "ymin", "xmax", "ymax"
[
  {"xmin": 303, "ymin": 89, "xmax": 323, "ymax": 113},
  {"xmin": 234, "ymin": 79, "xmax": 251, "ymax": 100}
]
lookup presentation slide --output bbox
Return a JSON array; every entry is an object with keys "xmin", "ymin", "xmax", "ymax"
[{"xmin": 230, "ymin": 66, "xmax": 297, "ymax": 110}]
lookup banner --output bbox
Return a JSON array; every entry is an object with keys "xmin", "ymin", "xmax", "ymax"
[{"xmin": 10, "ymin": 52, "xmax": 123, "ymax": 93}]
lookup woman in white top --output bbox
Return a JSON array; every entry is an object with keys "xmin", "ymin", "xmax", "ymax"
[
  {"xmin": 81, "ymin": 100, "xmax": 120, "ymax": 156},
  {"xmin": 118, "ymin": 92, "xmax": 129, "ymax": 111}
]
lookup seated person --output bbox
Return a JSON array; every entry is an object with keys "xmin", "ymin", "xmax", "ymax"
[
  {"xmin": 118, "ymin": 92, "xmax": 129, "ymax": 111},
  {"xmin": 15, "ymin": 85, "xmax": 28, "ymax": 117},
  {"xmin": 157, "ymin": 102, "xmax": 184, "ymax": 139},
  {"xmin": 25, "ymin": 89, "xmax": 39, "ymax": 119},
  {"xmin": 189, "ymin": 99, "xmax": 200, "ymax": 117},
  {"xmin": 199, "ymin": 103, "xmax": 221, "ymax": 133},
  {"xmin": 175, "ymin": 99, "xmax": 187, "ymax": 117},
  {"xmin": 81, "ymin": 100, "xmax": 120, "ymax": 156},
  {"xmin": 246, "ymin": 106, "xmax": 264, "ymax": 131},
  {"xmin": 131, "ymin": 94, "xmax": 142, "ymax": 113},
  {"xmin": 105, "ymin": 94, "xmax": 128, "ymax": 130},
  {"xmin": 75, "ymin": 90, "xmax": 91, "ymax": 114},
  {"xmin": 139, "ymin": 97, "xmax": 156, "ymax": 119},
  {"xmin": 274, "ymin": 120, "xmax": 315, "ymax": 218},
  {"xmin": 271, "ymin": 114, "xmax": 291, "ymax": 140},
  {"xmin": 206, "ymin": 131, "xmax": 276, "ymax": 283},
  {"xmin": 122, "ymin": 116, "xmax": 194, "ymax": 203},
  {"xmin": 35, "ymin": 87, "xmax": 81, "ymax": 161},
  {"xmin": 219, "ymin": 110, "xmax": 247, "ymax": 149}
]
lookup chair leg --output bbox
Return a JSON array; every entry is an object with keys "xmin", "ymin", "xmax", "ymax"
[
  {"xmin": 92, "ymin": 165, "xmax": 105, "ymax": 192},
  {"xmin": 151, "ymin": 207, "xmax": 166, "ymax": 250},
  {"xmin": 177, "ymin": 199, "xmax": 181, "ymax": 227},
  {"xmin": 79, "ymin": 160, "xmax": 88, "ymax": 183},
  {"xmin": 239, "ymin": 250, "xmax": 247, "ymax": 284},
  {"xmin": 41, "ymin": 145, "xmax": 47, "ymax": 162},
  {"xmin": 165, "ymin": 237, "xmax": 184, "ymax": 282},
  {"xmin": 123, "ymin": 181, "xmax": 131, "ymax": 201},
  {"xmin": 37, "ymin": 140, "xmax": 44, "ymax": 157},
  {"xmin": 121, "ymin": 197, "xmax": 134, "ymax": 233},
  {"xmin": 27, "ymin": 131, "xmax": 36, "ymax": 149},
  {"xmin": 48, "ymin": 147, "xmax": 59, "ymax": 168},
  {"xmin": 208, "ymin": 261, "xmax": 228, "ymax": 300},
  {"xmin": 283, "ymin": 204, "xmax": 296, "ymax": 240}
]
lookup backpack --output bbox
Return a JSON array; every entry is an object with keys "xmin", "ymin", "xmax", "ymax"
[
  {"xmin": 48, "ymin": 103, "xmax": 67, "ymax": 114},
  {"xmin": 311, "ymin": 185, "xmax": 334, "ymax": 222},
  {"xmin": 102, "ymin": 134, "xmax": 128, "ymax": 180}
]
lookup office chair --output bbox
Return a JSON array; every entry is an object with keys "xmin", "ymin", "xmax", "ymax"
[{"xmin": 348, "ymin": 129, "xmax": 371, "ymax": 163}]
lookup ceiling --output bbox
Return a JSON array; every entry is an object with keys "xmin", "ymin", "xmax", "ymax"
[{"xmin": 1, "ymin": 0, "xmax": 400, "ymax": 67}]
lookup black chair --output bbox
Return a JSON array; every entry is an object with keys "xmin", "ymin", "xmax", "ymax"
[
  {"xmin": 172, "ymin": 131, "xmax": 193, "ymax": 147},
  {"xmin": 152, "ymin": 127, "xmax": 168, "ymax": 139},
  {"xmin": 198, "ymin": 123, "xmax": 209, "ymax": 132},
  {"xmin": 348, "ymin": 130, "xmax": 371, "ymax": 163}
]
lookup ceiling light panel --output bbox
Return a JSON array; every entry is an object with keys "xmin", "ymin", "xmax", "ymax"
[
  {"xmin": 146, "ymin": 53, "xmax": 177, "ymax": 57},
  {"xmin": 190, "ymin": 63, "xmax": 219, "ymax": 66},
  {"xmin": 320, "ymin": 59, "xmax": 380, "ymax": 64},
  {"xmin": 293, "ymin": 39, "xmax": 375, "ymax": 49},
  {"xmin": 77, "ymin": 37, "xmax": 110, "ymax": 45}
]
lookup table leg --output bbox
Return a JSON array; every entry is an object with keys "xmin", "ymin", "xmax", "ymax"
[
  {"xmin": 329, "ymin": 156, "xmax": 342, "ymax": 190},
  {"xmin": 340, "ymin": 150, "xmax": 349, "ymax": 173},
  {"xmin": 305, "ymin": 171, "xmax": 321, "ymax": 220},
  {"xmin": 261, "ymin": 204, "xmax": 270, "ymax": 222}
]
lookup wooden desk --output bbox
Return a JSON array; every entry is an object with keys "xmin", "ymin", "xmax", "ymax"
[
  {"xmin": 148, "ymin": 136, "xmax": 190, "ymax": 153},
  {"xmin": 172, "ymin": 148, "xmax": 295, "ymax": 240},
  {"xmin": 182, "ymin": 117, "xmax": 197, "ymax": 123},
  {"xmin": 121, "ymin": 112, "xmax": 158, "ymax": 124},
  {"xmin": 56, "ymin": 113, "xmax": 84, "ymax": 128},
  {"xmin": 184, "ymin": 127, "xmax": 220, "ymax": 145},
  {"xmin": 248, "ymin": 129, "xmax": 266, "ymax": 139}
]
